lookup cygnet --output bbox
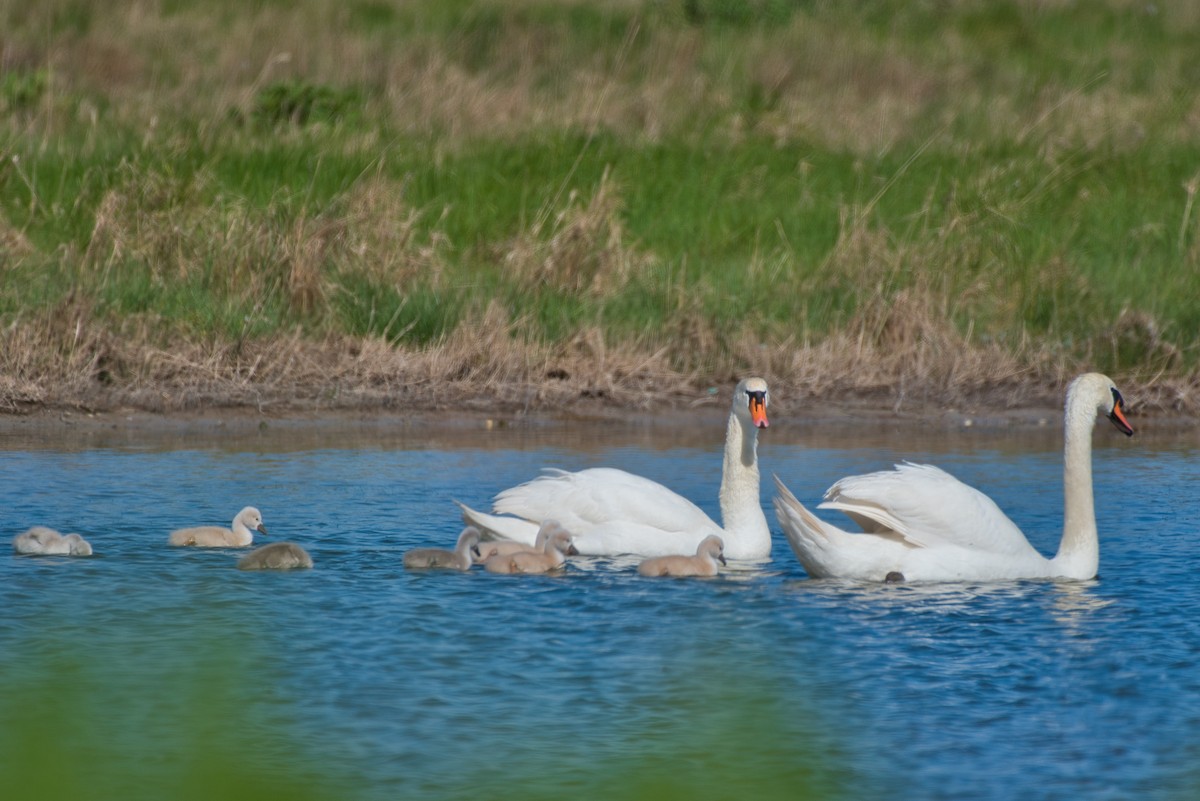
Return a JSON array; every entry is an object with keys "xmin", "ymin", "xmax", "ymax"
[
  {"xmin": 12, "ymin": 527, "xmax": 93, "ymax": 556},
  {"xmin": 637, "ymin": 534, "xmax": 725, "ymax": 577},
  {"xmin": 483, "ymin": 524, "xmax": 573, "ymax": 575},
  {"xmin": 474, "ymin": 519, "xmax": 558, "ymax": 562},
  {"xmin": 168, "ymin": 506, "xmax": 267, "ymax": 547},
  {"xmin": 237, "ymin": 542, "xmax": 313, "ymax": 571},
  {"xmin": 403, "ymin": 526, "xmax": 481, "ymax": 571}
]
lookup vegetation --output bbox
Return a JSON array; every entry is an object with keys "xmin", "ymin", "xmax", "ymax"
[
  {"xmin": 2, "ymin": 0, "xmax": 1199, "ymax": 413},
  {"xmin": 1, "ymin": 626, "xmax": 852, "ymax": 801}
]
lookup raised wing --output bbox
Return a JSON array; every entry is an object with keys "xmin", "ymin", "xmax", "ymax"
[{"xmin": 818, "ymin": 463, "xmax": 1038, "ymax": 558}]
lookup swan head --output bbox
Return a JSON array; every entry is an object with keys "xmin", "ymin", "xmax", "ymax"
[
  {"xmin": 547, "ymin": 530, "xmax": 573, "ymax": 555},
  {"xmin": 734, "ymin": 377, "xmax": 769, "ymax": 429},
  {"xmin": 237, "ymin": 507, "xmax": 268, "ymax": 536},
  {"xmin": 458, "ymin": 526, "xmax": 483, "ymax": 558},
  {"xmin": 64, "ymin": 533, "xmax": 92, "ymax": 556},
  {"xmin": 699, "ymin": 534, "xmax": 726, "ymax": 566},
  {"xmin": 1068, "ymin": 373, "xmax": 1134, "ymax": 437}
]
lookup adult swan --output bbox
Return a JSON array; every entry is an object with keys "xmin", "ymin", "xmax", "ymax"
[
  {"xmin": 773, "ymin": 373, "xmax": 1134, "ymax": 581},
  {"xmin": 458, "ymin": 378, "xmax": 772, "ymax": 561}
]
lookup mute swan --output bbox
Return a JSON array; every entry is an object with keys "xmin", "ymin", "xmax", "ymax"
[
  {"xmin": 13, "ymin": 527, "xmax": 93, "ymax": 556},
  {"xmin": 459, "ymin": 377, "xmax": 772, "ymax": 561},
  {"xmin": 404, "ymin": 526, "xmax": 481, "ymax": 570},
  {"xmin": 483, "ymin": 525, "xmax": 573, "ymax": 575},
  {"xmin": 774, "ymin": 372, "xmax": 1134, "ymax": 582},
  {"xmin": 475, "ymin": 520, "xmax": 554, "ymax": 563},
  {"xmin": 237, "ymin": 542, "xmax": 313, "ymax": 570},
  {"xmin": 169, "ymin": 507, "xmax": 267, "ymax": 547},
  {"xmin": 637, "ymin": 534, "xmax": 726, "ymax": 577}
]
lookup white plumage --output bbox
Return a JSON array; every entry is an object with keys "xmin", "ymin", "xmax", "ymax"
[
  {"xmin": 459, "ymin": 377, "xmax": 772, "ymax": 561},
  {"xmin": 774, "ymin": 373, "xmax": 1134, "ymax": 582}
]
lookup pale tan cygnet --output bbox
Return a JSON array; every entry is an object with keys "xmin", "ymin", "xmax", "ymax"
[
  {"xmin": 483, "ymin": 524, "xmax": 573, "ymax": 575},
  {"xmin": 403, "ymin": 526, "xmax": 481, "ymax": 571},
  {"xmin": 12, "ymin": 526, "xmax": 93, "ymax": 556},
  {"xmin": 168, "ymin": 506, "xmax": 267, "ymax": 547},
  {"xmin": 237, "ymin": 542, "xmax": 313, "ymax": 571},
  {"xmin": 637, "ymin": 534, "xmax": 726, "ymax": 577},
  {"xmin": 474, "ymin": 520, "xmax": 557, "ymax": 563}
]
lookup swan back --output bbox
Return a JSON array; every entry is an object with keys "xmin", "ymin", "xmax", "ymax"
[
  {"xmin": 819, "ymin": 463, "xmax": 1034, "ymax": 557},
  {"xmin": 237, "ymin": 542, "xmax": 313, "ymax": 570}
]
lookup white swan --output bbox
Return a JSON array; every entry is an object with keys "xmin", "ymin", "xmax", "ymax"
[
  {"xmin": 168, "ymin": 507, "xmax": 267, "ymax": 547},
  {"xmin": 774, "ymin": 372, "xmax": 1134, "ymax": 582},
  {"xmin": 458, "ymin": 377, "xmax": 772, "ymax": 560},
  {"xmin": 637, "ymin": 534, "xmax": 726, "ymax": 577},
  {"xmin": 237, "ymin": 542, "xmax": 313, "ymax": 570},
  {"xmin": 13, "ymin": 527, "xmax": 93, "ymax": 556}
]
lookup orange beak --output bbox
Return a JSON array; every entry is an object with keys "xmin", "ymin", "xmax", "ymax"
[
  {"xmin": 1108, "ymin": 397, "xmax": 1134, "ymax": 437},
  {"xmin": 749, "ymin": 395, "xmax": 769, "ymax": 429}
]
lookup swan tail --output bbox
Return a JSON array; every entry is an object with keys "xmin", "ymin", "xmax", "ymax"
[
  {"xmin": 455, "ymin": 501, "xmax": 540, "ymax": 545},
  {"xmin": 772, "ymin": 475, "xmax": 840, "ymax": 578}
]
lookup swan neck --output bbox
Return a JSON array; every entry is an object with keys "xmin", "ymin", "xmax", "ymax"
[
  {"xmin": 231, "ymin": 520, "xmax": 252, "ymax": 545},
  {"xmin": 719, "ymin": 411, "xmax": 768, "ymax": 539},
  {"xmin": 1055, "ymin": 401, "xmax": 1099, "ymax": 578}
]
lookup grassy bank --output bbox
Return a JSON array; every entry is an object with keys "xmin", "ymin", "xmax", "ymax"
[{"xmin": 2, "ymin": 0, "xmax": 1199, "ymax": 414}]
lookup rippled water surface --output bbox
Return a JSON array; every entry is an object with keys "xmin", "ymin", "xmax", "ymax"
[{"xmin": 2, "ymin": 414, "xmax": 1199, "ymax": 800}]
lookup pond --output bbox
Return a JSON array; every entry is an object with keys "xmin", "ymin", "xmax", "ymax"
[{"xmin": 1, "ymin": 411, "xmax": 1198, "ymax": 801}]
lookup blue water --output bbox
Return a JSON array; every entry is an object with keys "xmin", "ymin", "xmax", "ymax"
[{"xmin": 2, "ymin": 417, "xmax": 1198, "ymax": 800}]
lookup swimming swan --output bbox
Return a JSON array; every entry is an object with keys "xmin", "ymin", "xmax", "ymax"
[
  {"xmin": 483, "ymin": 525, "xmax": 573, "ymax": 575},
  {"xmin": 637, "ymin": 534, "xmax": 726, "ymax": 577},
  {"xmin": 237, "ymin": 542, "xmax": 313, "ymax": 570},
  {"xmin": 403, "ymin": 526, "xmax": 481, "ymax": 570},
  {"xmin": 168, "ymin": 507, "xmax": 267, "ymax": 547},
  {"xmin": 13, "ymin": 527, "xmax": 93, "ymax": 556},
  {"xmin": 458, "ymin": 377, "xmax": 771, "ymax": 561},
  {"xmin": 773, "ymin": 372, "xmax": 1134, "ymax": 582}
]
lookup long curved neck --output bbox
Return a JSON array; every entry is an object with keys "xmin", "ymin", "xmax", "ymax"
[
  {"xmin": 1053, "ymin": 402, "xmax": 1099, "ymax": 579},
  {"xmin": 231, "ymin": 519, "xmax": 253, "ymax": 546},
  {"xmin": 718, "ymin": 412, "xmax": 769, "ymax": 541}
]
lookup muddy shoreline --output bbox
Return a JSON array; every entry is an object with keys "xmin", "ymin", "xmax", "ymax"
[{"xmin": 2, "ymin": 383, "xmax": 1196, "ymax": 448}]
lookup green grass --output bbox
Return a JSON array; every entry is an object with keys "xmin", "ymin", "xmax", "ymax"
[
  {"xmin": 3, "ymin": 0, "xmax": 1200, "ymax": 405},
  {"xmin": 1, "ymin": 624, "xmax": 853, "ymax": 801}
]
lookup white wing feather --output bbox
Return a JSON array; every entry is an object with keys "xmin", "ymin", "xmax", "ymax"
[{"xmin": 818, "ymin": 463, "xmax": 1037, "ymax": 558}]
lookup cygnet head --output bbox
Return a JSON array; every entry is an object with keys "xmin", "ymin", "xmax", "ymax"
[
  {"xmin": 734, "ymin": 377, "xmax": 769, "ymax": 429},
  {"xmin": 698, "ymin": 534, "xmax": 726, "ymax": 566},
  {"xmin": 457, "ymin": 526, "xmax": 483, "ymax": 560},
  {"xmin": 64, "ymin": 533, "xmax": 93, "ymax": 556},
  {"xmin": 544, "ymin": 529, "xmax": 573, "ymax": 556},
  {"xmin": 236, "ymin": 507, "xmax": 268, "ymax": 536}
]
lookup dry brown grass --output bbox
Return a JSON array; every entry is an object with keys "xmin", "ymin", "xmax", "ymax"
[
  {"xmin": 5, "ymin": 289, "xmax": 1191, "ymax": 418},
  {"xmin": 502, "ymin": 168, "xmax": 652, "ymax": 296}
]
